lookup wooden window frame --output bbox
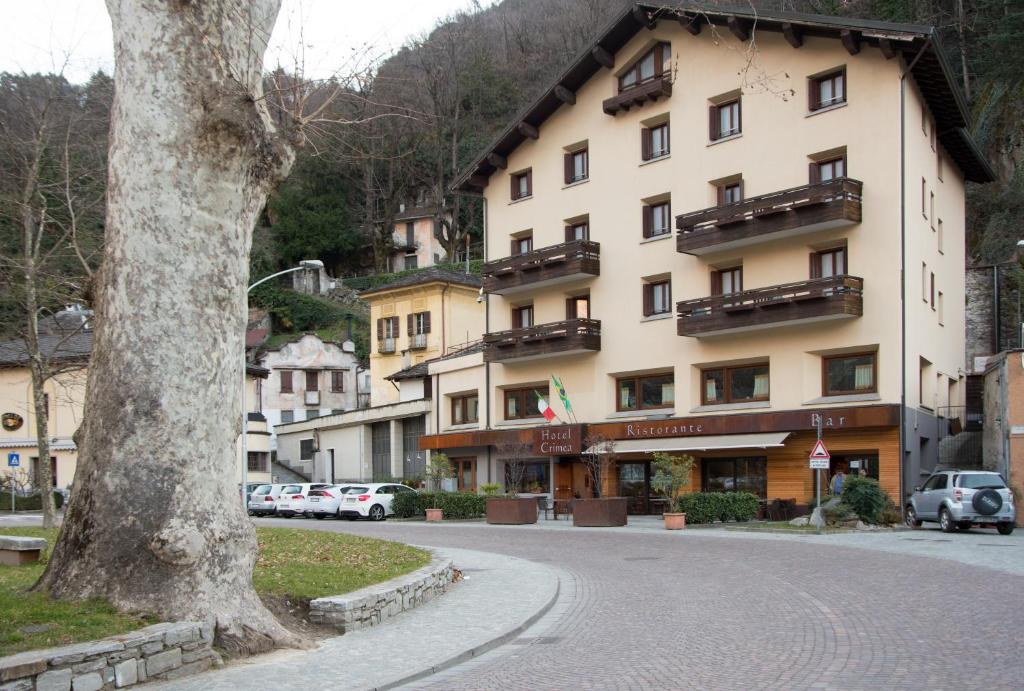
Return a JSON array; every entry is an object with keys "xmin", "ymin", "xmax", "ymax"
[
  {"xmin": 280, "ymin": 370, "xmax": 293, "ymax": 393},
  {"xmin": 822, "ymin": 352, "xmax": 878, "ymax": 396},
  {"xmin": 641, "ymin": 122, "xmax": 670, "ymax": 161},
  {"xmin": 717, "ymin": 180, "xmax": 744, "ymax": 206},
  {"xmin": 504, "ymin": 386, "xmax": 548, "ymax": 420},
  {"xmin": 451, "ymin": 393, "xmax": 479, "ymax": 425},
  {"xmin": 615, "ymin": 373, "xmax": 675, "ymax": 412},
  {"xmin": 330, "ymin": 370, "xmax": 345, "ymax": 393},
  {"xmin": 565, "ymin": 221, "xmax": 589, "ymax": 242},
  {"xmin": 564, "ymin": 148, "xmax": 589, "ymax": 184},
  {"xmin": 709, "ymin": 98, "xmax": 741, "ymax": 141},
  {"xmin": 512, "ymin": 304, "xmax": 534, "ymax": 329},
  {"xmin": 511, "ymin": 233, "xmax": 533, "ymax": 256},
  {"xmin": 700, "ymin": 364, "xmax": 770, "ymax": 405},
  {"xmin": 642, "ymin": 279, "xmax": 671, "ymax": 317},
  {"xmin": 642, "ymin": 199, "xmax": 671, "ymax": 238},
  {"xmin": 711, "ymin": 266, "xmax": 743, "ymax": 296},
  {"xmin": 510, "ymin": 169, "xmax": 533, "ymax": 201},
  {"xmin": 810, "ymin": 246, "xmax": 848, "ymax": 279},
  {"xmin": 618, "ymin": 42, "xmax": 669, "ymax": 93},
  {"xmin": 810, "ymin": 155, "xmax": 847, "ymax": 184},
  {"xmin": 565, "ymin": 294, "xmax": 590, "ymax": 320},
  {"xmin": 808, "ymin": 68, "xmax": 846, "ymax": 111}
]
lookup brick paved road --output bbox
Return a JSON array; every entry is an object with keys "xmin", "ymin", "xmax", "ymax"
[{"xmin": 262, "ymin": 518, "xmax": 1024, "ymax": 690}]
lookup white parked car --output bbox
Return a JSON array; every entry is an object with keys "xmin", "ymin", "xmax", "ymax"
[
  {"xmin": 275, "ymin": 483, "xmax": 332, "ymax": 517},
  {"xmin": 338, "ymin": 483, "xmax": 418, "ymax": 521},
  {"xmin": 306, "ymin": 484, "xmax": 360, "ymax": 519},
  {"xmin": 247, "ymin": 484, "xmax": 286, "ymax": 517}
]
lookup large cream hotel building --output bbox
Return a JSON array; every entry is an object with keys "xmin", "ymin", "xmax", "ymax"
[{"xmin": 419, "ymin": 4, "xmax": 993, "ymax": 511}]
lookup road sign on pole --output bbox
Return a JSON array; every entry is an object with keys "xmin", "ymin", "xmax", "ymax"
[
  {"xmin": 7, "ymin": 452, "xmax": 19, "ymax": 467},
  {"xmin": 809, "ymin": 439, "xmax": 830, "ymax": 469}
]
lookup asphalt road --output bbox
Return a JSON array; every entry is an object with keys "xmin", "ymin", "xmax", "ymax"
[{"xmin": 258, "ymin": 516, "xmax": 1024, "ymax": 691}]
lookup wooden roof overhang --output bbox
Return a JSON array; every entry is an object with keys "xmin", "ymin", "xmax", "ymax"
[{"xmin": 452, "ymin": 3, "xmax": 993, "ymax": 194}]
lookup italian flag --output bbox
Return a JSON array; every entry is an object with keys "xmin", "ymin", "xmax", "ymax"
[{"xmin": 536, "ymin": 393, "xmax": 557, "ymax": 422}]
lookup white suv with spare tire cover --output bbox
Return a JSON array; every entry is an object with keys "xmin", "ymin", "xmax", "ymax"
[{"xmin": 905, "ymin": 470, "xmax": 1015, "ymax": 534}]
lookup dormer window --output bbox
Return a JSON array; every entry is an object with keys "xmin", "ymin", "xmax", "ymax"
[{"xmin": 618, "ymin": 42, "xmax": 670, "ymax": 92}]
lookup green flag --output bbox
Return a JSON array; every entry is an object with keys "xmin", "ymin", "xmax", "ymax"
[{"xmin": 552, "ymin": 374, "xmax": 572, "ymax": 413}]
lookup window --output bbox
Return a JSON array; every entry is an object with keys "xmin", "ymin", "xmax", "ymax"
[
  {"xmin": 811, "ymin": 247, "xmax": 847, "ymax": 278},
  {"xmin": 511, "ymin": 233, "xmax": 533, "ymax": 255},
  {"xmin": 564, "ymin": 148, "xmax": 588, "ymax": 184},
  {"xmin": 718, "ymin": 181, "xmax": 743, "ymax": 205},
  {"xmin": 451, "ymin": 393, "xmax": 479, "ymax": 425},
  {"xmin": 823, "ymin": 352, "xmax": 877, "ymax": 395},
  {"xmin": 280, "ymin": 370, "xmax": 293, "ymax": 393},
  {"xmin": 642, "ymin": 280, "xmax": 671, "ymax": 317},
  {"xmin": 305, "ymin": 370, "xmax": 318, "ymax": 391},
  {"xmin": 930, "ymin": 192, "xmax": 935, "ymax": 228},
  {"xmin": 921, "ymin": 178, "xmax": 927, "ymax": 216},
  {"xmin": 247, "ymin": 452, "xmax": 267, "ymax": 473},
  {"xmin": 618, "ymin": 42, "xmax": 670, "ymax": 91},
  {"xmin": 701, "ymin": 364, "xmax": 769, "ymax": 405},
  {"xmin": 937, "ymin": 151, "xmax": 944, "ymax": 181},
  {"xmin": 938, "ymin": 291, "xmax": 944, "ymax": 325},
  {"xmin": 702, "ymin": 457, "xmax": 767, "ymax": 499},
  {"xmin": 937, "ymin": 219, "xmax": 944, "ymax": 253},
  {"xmin": 281, "ymin": 409, "xmax": 294, "ymax": 424},
  {"xmin": 616, "ymin": 373, "xmax": 674, "ymax": 411},
  {"xmin": 641, "ymin": 122, "xmax": 669, "ymax": 161},
  {"xmin": 566, "ymin": 294, "xmax": 590, "ymax": 319},
  {"xmin": 408, "ymin": 311, "xmax": 431, "ymax": 349},
  {"xmin": 378, "ymin": 316, "xmax": 399, "ymax": 353},
  {"xmin": 811, "ymin": 156, "xmax": 846, "ymax": 183},
  {"xmin": 404, "ymin": 254, "xmax": 418, "ymax": 270},
  {"xmin": 642, "ymin": 200, "xmax": 671, "ymax": 238},
  {"xmin": 405, "ymin": 222, "xmax": 415, "ymax": 248},
  {"xmin": 709, "ymin": 98, "xmax": 741, "ymax": 140},
  {"xmin": 712, "ymin": 266, "xmax": 743, "ymax": 295},
  {"xmin": 507, "ymin": 461, "xmax": 550, "ymax": 494},
  {"xmin": 565, "ymin": 221, "xmax": 589, "ymax": 242},
  {"xmin": 505, "ymin": 386, "xmax": 547, "ymax": 420},
  {"xmin": 300, "ymin": 438, "xmax": 316, "ymax": 460},
  {"xmin": 930, "ymin": 272, "xmax": 935, "ymax": 309},
  {"xmin": 510, "ymin": 169, "xmax": 532, "ymax": 200},
  {"xmin": 922, "ymin": 262, "xmax": 928, "ymax": 302},
  {"xmin": 331, "ymin": 371, "xmax": 345, "ymax": 393},
  {"xmin": 921, "ymin": 102, "xmax": 928, "ymax": 134},
  {"xmin": 930, "ymin": 121, "xmax": 936, "ymax": 151},
  {"xmin": 809, "ymin": 68, "xmax": 845, "ymax": 111},
  {"xmin": 512, "ymin": 304, "xmax": 534, "ymax": 329}
]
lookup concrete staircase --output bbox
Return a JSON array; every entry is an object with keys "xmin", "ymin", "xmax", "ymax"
[{"xmin": 272, "ymin": 458, "xmax": 311, "ymax": 484}]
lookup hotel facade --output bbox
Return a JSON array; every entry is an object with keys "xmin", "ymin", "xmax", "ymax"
[{"xmin": 418, "ymin": 4, "xmax": 993, "ymax": 512}]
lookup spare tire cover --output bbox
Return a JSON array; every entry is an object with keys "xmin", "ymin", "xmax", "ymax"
[{"xmin": 972, "ymin": 489, "xmax": 1003, "ymax": 516}]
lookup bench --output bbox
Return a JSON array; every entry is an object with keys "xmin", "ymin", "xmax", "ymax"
[{"xmin": 0, "ymin": 535, "xmax": 47, "ymax": 565}]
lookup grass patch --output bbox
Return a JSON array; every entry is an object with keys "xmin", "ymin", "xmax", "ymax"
[
  {"xmin": 0, "ymin": 526, "xmax": 430, "ymax": 656},
  {"xmin": 724, "ymin": 521, "xmax": 850, "ymax": 534}
]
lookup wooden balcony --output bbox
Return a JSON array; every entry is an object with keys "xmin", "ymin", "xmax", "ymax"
[
  {"xmin": 483, "ymin": 240, "xmax": 600, "ymax": 295},
  {"xmin": 676, "ymin": 178, "xmax": 863, "ymax": 256},
  {"xmin": 602, "ymin": 77, "xmax": 673, "ymax": 115},
  {"xmin": 484, "ymin": 318, "xmax": 601, "ymax": 363},
  {"xmin": 676, "ymin": 275, "xmax": 863, "ymax": 338}
]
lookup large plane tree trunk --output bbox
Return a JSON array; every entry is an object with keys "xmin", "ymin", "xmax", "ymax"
[{"xmin": 37, "ymin": 0, "xmax": 300, "ymax": 655}]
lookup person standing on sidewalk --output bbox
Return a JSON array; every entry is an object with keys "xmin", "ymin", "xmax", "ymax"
[{"xmin": 830, "ymin": 469, "xmax": 846, "ymax": 497}]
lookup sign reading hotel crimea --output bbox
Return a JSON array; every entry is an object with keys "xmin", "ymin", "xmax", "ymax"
[{"xmin": 533, "ymin": 425, "xmax": 582, "ymax": 456}]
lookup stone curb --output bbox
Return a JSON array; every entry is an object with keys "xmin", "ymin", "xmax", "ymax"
[
  {"xmin": 308, "ymin": 550, "xmax": 455, "ymax": 633},
  {"xmin": 373, "ymin": 565, "xmax": 562, "ymax": 691}
]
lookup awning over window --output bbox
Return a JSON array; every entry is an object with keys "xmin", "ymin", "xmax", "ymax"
[{"xmin": 585, "ymin": 432, "xmax": 790, "ymax": 455}]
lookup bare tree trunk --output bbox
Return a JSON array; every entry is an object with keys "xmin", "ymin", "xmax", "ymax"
[
  {"xmin": 957, "ymin": 0, "xmax": 971, "ymax": 100},
  {"xmin": 23, "ymin": 269, "xmax": 57, "ymax": 529},
  {"xmin": 37, "ymin": 0, "xmax": 302, "ymax": 655}
]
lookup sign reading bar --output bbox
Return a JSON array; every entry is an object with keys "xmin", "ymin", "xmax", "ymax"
[{"xmin": 532, "ymin": 425, "xmax": 581, "ymax": 456}]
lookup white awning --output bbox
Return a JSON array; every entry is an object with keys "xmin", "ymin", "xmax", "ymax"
[{"xmin": 585, "ymin": 432, "xmax": 790, "ymax": 455}]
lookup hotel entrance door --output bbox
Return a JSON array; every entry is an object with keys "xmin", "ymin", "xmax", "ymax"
[{"xmin": 618, "ymin": 461, "xmax": 651, "ymax": 514}]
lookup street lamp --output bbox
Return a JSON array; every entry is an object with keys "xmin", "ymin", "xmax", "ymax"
[{"xmin": 241, "ymin": 259, "xmax": 324, "ymax": 509}]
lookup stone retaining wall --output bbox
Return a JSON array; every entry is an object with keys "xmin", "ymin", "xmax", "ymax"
[
  {"xmin": 0, "ymin": 622, "xmax": 218, "ymax": 691},
  {"xmin": 309, "ymin": 550, "xmax": 455, "ymax": 633}
]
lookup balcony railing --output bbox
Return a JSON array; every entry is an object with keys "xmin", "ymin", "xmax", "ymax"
[
  {"xmin": 483, "ymin": 239, "xmax": 600, "ymax": 295},
  {"xmin": 602, "ymin": 77, "xmax": 673, "ymax": 116},
  {"xmin": 483, "ymin": 318, "xmax": 601, "ymax": 363},
  {"xmin": 411, "ymin": 333, "xmax": 428, "ymax": 350},
  {"xmin": 675, "ymin": 178, "xmax": 863, "ymax": 255},
  {"xmin": 378, "ymin": 337, "xmax": 396, "ymax": 354},
  {"xmin": 676, "ymin": 275, "xmax": 863, "ymax": 337}
]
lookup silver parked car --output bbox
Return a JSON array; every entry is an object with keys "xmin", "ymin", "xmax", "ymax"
[{"xmin": 905, "ymin": 470, "xmax": 1015, "ymax": 534}]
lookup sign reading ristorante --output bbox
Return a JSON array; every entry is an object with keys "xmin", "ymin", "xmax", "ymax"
[{"xmin": 532, "ymin": 425, "xmax": 581, "ymax": 456}]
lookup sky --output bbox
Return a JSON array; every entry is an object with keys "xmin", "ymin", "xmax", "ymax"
[{"xmin": 0, "ymin": 0, "xmax": 489, "ymax": 83}]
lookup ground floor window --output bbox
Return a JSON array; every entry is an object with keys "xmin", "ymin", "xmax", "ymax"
[
  {"xmin": 701, "ymin": 457, "xmax": 767, "ymax": 499},
  {"xmin": 247, "ymin": 452, "xmax": 268, "ymax": 472},
  {"xmin": 507, "ymin": 461, "xmax": 549, "ymax": 494},
  {"xmin": 829, "ymin": 454, "xmax": 879, "ymax": 482},
  {"xmin": 452, "ymin": 457, "xmax": 477, "ymax": 492}
]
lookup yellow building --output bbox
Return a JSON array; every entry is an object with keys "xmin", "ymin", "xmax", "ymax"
[{"xmin": 420, "ymin": 5, "xmax": 993, "ymax": 511}]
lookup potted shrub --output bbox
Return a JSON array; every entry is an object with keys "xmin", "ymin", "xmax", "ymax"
[
  {"xmin": 573, "ymin": 433, "xmax": 627, "ymax": 527},
  {"xmin": 650, "ymin": 452, "xmax": 695, "ymax": 530},
  {"xmin": 486, "ymin": 441, "xmax": 539, "ymax": 525},
  {"xmin": 480, "ymin": 482, "xmax": 502, "ymax": 497},
  {"xmin": 423, "ymin": 453, "xmax": 453, "ymax": 522}
]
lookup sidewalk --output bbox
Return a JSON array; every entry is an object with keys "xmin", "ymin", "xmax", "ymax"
[{"xmin": 147, "ymin": 547, "xmax": 560, "ymax": 691}]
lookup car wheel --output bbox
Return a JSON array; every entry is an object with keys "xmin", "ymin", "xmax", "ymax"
[
  {"xmin": 904, "ymin": 506, "xmax": 922, "ymax": 529},
  {"xmin": 939, "ymin": 507, "xmax": 956, "ymax": 533},
  {"xmin": 369, "ymin": 504, "xmax": 386, "ymax": 521},
  {"xmin": 997, "ymin": 523, "xmax": 1015, "ymax": 535}
]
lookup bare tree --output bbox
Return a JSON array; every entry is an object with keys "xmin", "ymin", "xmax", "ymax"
[
  {"xmin": 580, "ymin": 432, "xmax": 616, "ymax": 498},
  {"xmin": 497, "ymin": 439, "xmax": 533, "ymax": 495},
  {"xmin": 37, "ymin": 0, "xmax": 305, "ymax": 655}
]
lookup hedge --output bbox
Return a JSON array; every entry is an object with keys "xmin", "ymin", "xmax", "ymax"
[
  {"xmin": 675, "ymin": 492, "xmax": 759, "ymax": 524},
  {"xmin": 391, "ymin": 491, "xmax": 487, "ymax": 519},
  {"xmin": 2, "ymin": 492, "xmax": 65, "ymax": 511},
  {"xmin": 840, "ymin": 475, "xmax": 886, "ymax": 524}
]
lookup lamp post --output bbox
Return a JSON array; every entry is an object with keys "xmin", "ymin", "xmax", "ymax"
[{"xmin": 241, "ymin": 259, "xmax": 324, "ymax": 509}]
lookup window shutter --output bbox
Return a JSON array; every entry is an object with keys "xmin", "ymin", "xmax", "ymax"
[
  {"xmin": 306, "ymin": 370, "xmax": 318, "ymax": 391},
  {"xmin": 808, "ymin": 77, "xmax": 819, "ymax": 111},
  {"xmin": 566, "ymin": 297, "xmax": 576, "ymax": 320},
  {"xmin": 564, "ymin": 225, "xmax": 573, "ymax": 243},
  {"xmin": 709, "ymin": 105, "xmax": 720, "ymax": 141},
  {"xmin": 664, "ymin": 121, "xmax": 670, "ymax": 155},
  {"xmin": 641, "ymin": 128, "xmax": 652, "ymax": 161},
  {"xmin": 711, "ymin": 271, "xmax": 723, "ymax": 296},
  {"xmin": 391, "ymin": 316, "xmax": 399, "ymax": 336},
  {"xmin": 281, "ymin": 370, "xmax": 292, "ymax": 393},
  {"xmin": 423, "ymin": 311, "xmax": 431, "ymax": 333},
  {"xmin": 642, "ymin": 283, "xmax": 653, "ymax": 317},
  {"xmin": 738, "ymin": 179, "xmax": 745, "ymax": 201},
  {"xmin": 512, "ymin": 308, "xmax": 521, "ymax": 329},
  {"xmin": 716, "ymin": 185, "xmax": 725, "ymax": 206},
  {"xmin": 810, "ymin": 252, "xmax": 821, "ymax": 279},
  {"xmin": 407, "ymin": 313, "xmax": 414, "ymax": 335},
  {"xmin": 525, "ymin": 169, "xmax": 532, "ymax": 196},
  {"xmin": 809, "ymin": 161, "xmax": 821, "ymax": 184},
  {"xmin": 376, "ymin": 318, "xmax": 384, "ymax": 340},
  {"xmin": 510, "ymin": 174, "xmax": 517, "ymax": 200},
  {"xmin": 564, "ymin": 153, "xmax": 572, "ymax": 184},
  {"xmin": 642, "ymin": 205, "xmax": 653, "ymax": 238},
  {"xmin": 737, "ymin": 98, "xmax": 742, "ymax": 132},
  {"xmin": 654, "ymin": 43, "xmax": 665, "ymax": 77}
]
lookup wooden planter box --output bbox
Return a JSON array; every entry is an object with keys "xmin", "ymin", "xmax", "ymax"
[
  {"xmin": 486, "ymin": 497, "xmax": 538, "ymax": 525},
  {"xmin": 572, "ymin": 497, "xmax": 628, "ymax": 527}
]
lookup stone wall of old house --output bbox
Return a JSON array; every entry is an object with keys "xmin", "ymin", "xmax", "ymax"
[{"xmin": 966, "ymin": 264, "xmax": 1023, "ymax": 370}]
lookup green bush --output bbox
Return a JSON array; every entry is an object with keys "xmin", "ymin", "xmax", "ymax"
[
  {"xmin": 840, "ymin": 475, "xmax": 886, "ymax": 524},
  {"xmin": 391, "ymin": 491, "xmax": 487, "ymax": 519},
  {"xmin": 675, "ymin": 492, "xmax": 759, "ymax": 524},
  {"xmin": 4, "ymin": 492, "xmax": 65, "ymax": 511},
  {"xmin": 822, "ymin": 501, "xmax": 857, "ymax": 526}
]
